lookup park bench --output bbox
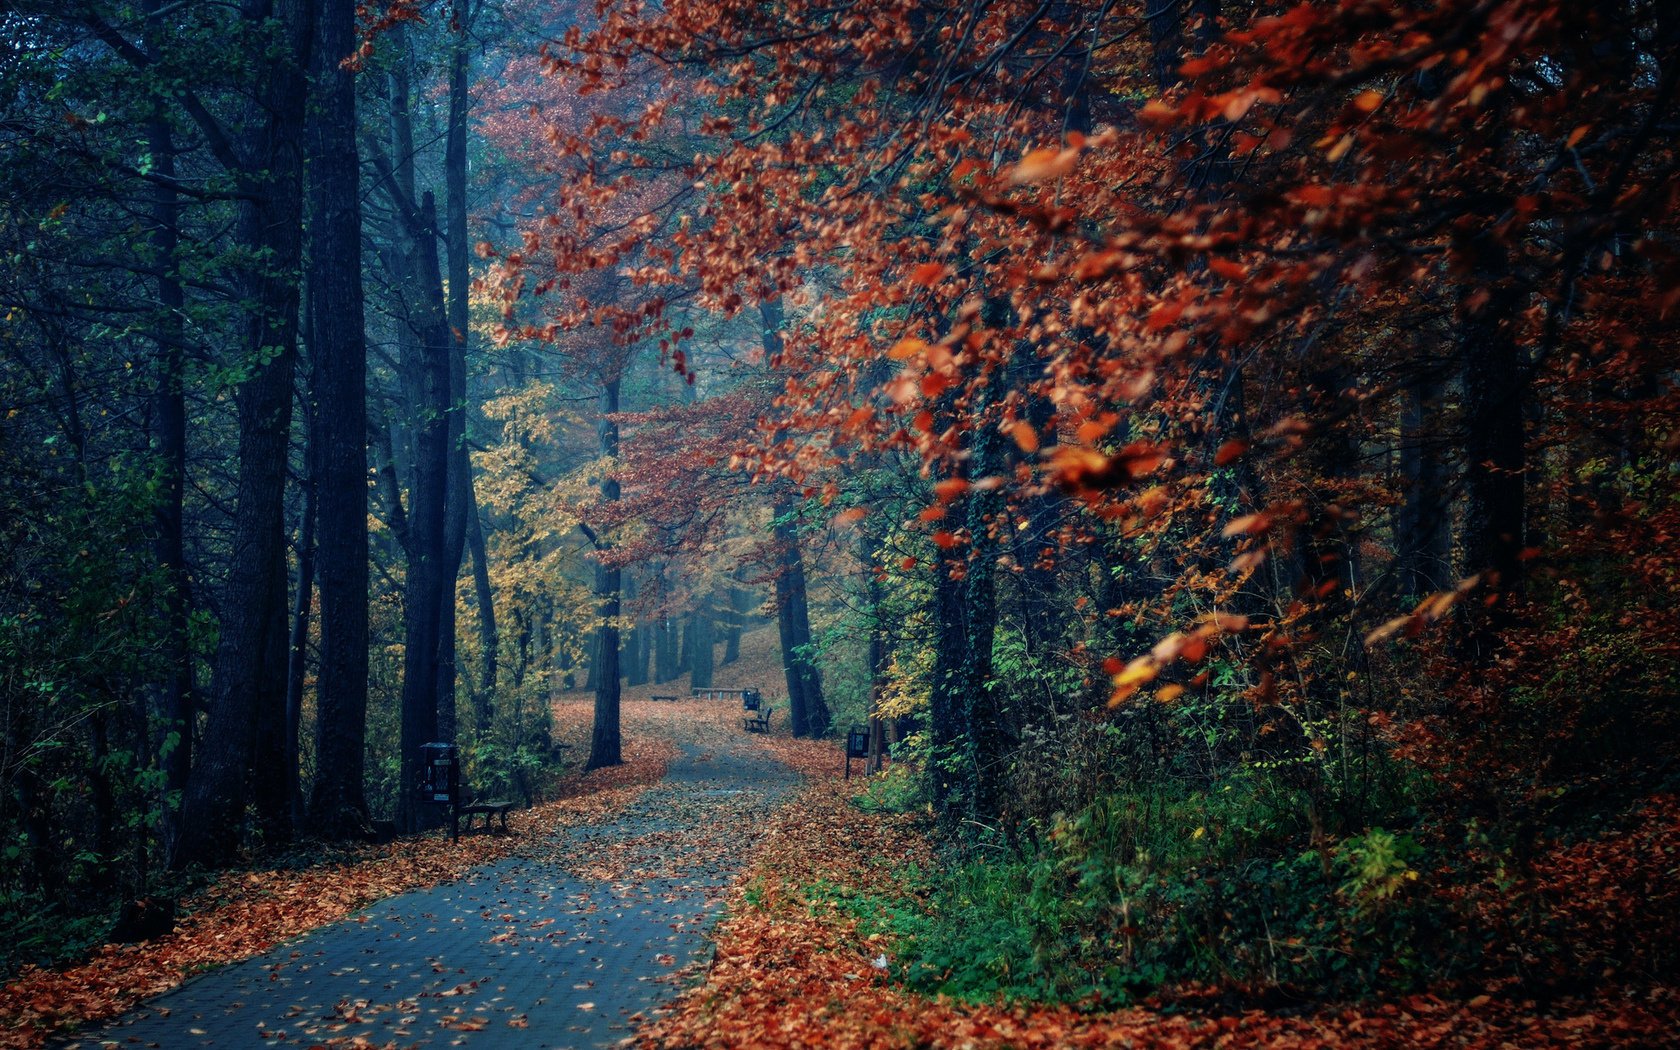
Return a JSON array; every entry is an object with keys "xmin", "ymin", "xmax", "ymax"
[
  {"xmin": 693, "ymin": 687, "xmax": 749, "ymax": 701},
  {"xmin": 743, "ymin": 705, "xmax": 774, "ymax": 733},
  {"xmin": 650, "ymin": 693, "xmax": 680, "ymax": 702},
  {"xmin": 456, "ymin": 798, "xmax": 516, "ymax": 835}
]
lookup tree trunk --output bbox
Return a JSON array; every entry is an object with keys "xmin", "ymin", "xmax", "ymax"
[
  {"xmin": 655, "ymin": 615, "xmax": 679, "ymax": 683},
  {"xmin": 435, "ymin": 8, "xmax": 474, "ymax": 753},
  {"xmin": 762, "ymin": 298, "xmax": 827, "ymax": 736},
  {"xmin": 690, "ymin": 602, "xmax": 715, "ymax": 689},
  {"xmin": 467, "ymin": 505, "xmax": 497, "ymax": 727},
  {"xmin": 1396, "ymin": 364, "xmax": 1452, "ymax": 595},
  {"xmin": 169, "ymin": 0, "xmax": 308, "ymax": 869},
  {"xmin": 284, "ymin": 437, "xmax": 315, "ymax": 829},
  {"xmin": 305, "ymin": 0, "xmax": 370, "ymax": 838},
  {"xmin": 1458, "ymin": 243, "xmax": 1527, "ymax": 656},
  {"xmin": 722, "ymin": 584, "xmax": 747, "ymax": 664},
  {"xmin": 143, "ymin": 89, "xmax": 192, "ymax": 826},
  {"xmin": 625, "ymin": 574, "xmax": 649, "ymax": 686},
  {"xmin": 586, "ymin": 378, "xmax": 623, "ymax": 769}
]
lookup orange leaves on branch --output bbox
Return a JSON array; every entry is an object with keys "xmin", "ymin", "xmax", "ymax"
[
  {"xmin": 1008, "ymin": 421, "xmax": 1040, "ymax": 453},
  {"xmin": 932, "ymin": 478, "xmax": 969, "ymax": 502},
  {"xmin": 1007, "ymin": 144, "xmax": 1080, "ymax": 185},
  {"xmin": 887, "ymin": 337, "xmax": 927, "ymax": 360},
  {"xmin": 1214, "ymin": 439, "xmax": 1250, "ymax": 466},
  {"xmin": 833, "ymin": 507, "xmax": 867, "ymax": 527},
  {"xmin": 1110, "ymin": 611, "xmax": 1249, "ymax": 706},
  {"xmin": 908, "ymin": 262, "xmax": 946, "ymax": 287},
  {"xmin": 1363, "ymin": 574, "xmax": 1483, "ymax": 646},
  {"xmin": 1047, "ymin": 442, "xmax": 1167, "ymax": 492}
]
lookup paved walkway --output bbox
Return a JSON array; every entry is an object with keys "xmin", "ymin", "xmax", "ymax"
[{"xmin": 71, "ymin": 736, "xmax": 795, "ymax": 1049}]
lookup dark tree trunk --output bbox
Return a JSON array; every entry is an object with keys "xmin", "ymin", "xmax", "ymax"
[
  {"xmin": 721, "ymin": 585, "xmax": 747, "ymax": 664},
  {"xmin": 305, "ymin": 0, "xmax": 370, "ymax": 838},
  {"xmin": 655, "ymin": 615, "xmax": 679, "ymax": 683},
  {"xmin": 435, "ymin": 8, "xmax": 474, "ymax": 750},
  {"xmin": 170, "ymin": 0, "xmax": 308, "ymax": 869},
  {"xmin": 1459, "ymin": 243, "xmax": 1527, "ymax": 655},
  {"xmin": 1396, "ymin": 365, "xmax": 1452, "ymax": 595},
  {"xmin": 143, "ymin": 91, "xmax": 192, "ymax": 823},
  {"xmin": 625, "ymin": 574, "xmax": 649, "ymax": 686},
  {"xmin": 690, "ymin": 602, "xmax": 715, "ymax": 689},
  {"xmin": 771, "ymin": 494, "xmax": 824, "ymax": 734},
  {"xmin": 585, "ymin": 379, "xmax": 623, "ymax": 769},
  {"xmin": 761, "ymin": 299, "xmax": 827, "ymax": 736},
  {"xmin": 393, "ymin": 196, "xmax": 450, "ymax": 831}
]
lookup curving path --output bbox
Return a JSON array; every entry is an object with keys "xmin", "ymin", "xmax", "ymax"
[{"xmin": 68, "ymin": 729, "xmax": 795, "ymax": 1049}]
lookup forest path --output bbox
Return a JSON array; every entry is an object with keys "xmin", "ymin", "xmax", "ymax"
[{"xmin": 72, "ymin": 709, "xmax": 797, "ymax": 1049}]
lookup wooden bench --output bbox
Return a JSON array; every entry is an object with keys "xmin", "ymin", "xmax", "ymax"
[
  {"xmin": 650, "ymin": 693, "xmax": 680, "ymax": 703},
  {"xmin": 693, "ymin": 687, "xmax": 749, "ymax": 701},
  {"xmin": 743, "ymin": 706, "xmax": 774, "ymax": 734},
  {"xmin": 456, "ymin": 799, "xmax": 516, "ymax": 835}
]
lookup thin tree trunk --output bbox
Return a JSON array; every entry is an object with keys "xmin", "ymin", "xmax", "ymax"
[
  {"xmin": 285, "ymin": 440, "xmax": 315, "ymax": 828},
  {"xmin": 467, "ymin": 505, "xmax": 497, "ymax": 726},
  {"xmin": 305, "ymin": 0, "xmax": 370, "ymax": 838},
  {"xmin": 690, "ymin": 601, "xmax": 715, "ymax": 689},
  {"xmin": 586, "ymin": 378, "xmax": 623, "ymax": 769},
  {"xmin": 761, "ymin": 298, "xmax": 827, "ymax": 736}
]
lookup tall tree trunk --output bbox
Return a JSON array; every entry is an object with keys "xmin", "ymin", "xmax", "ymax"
[
  {"xmin": 625, "ymin": 573, "xmax": 649, "ymax": 686},
  {"xmin": 143, "ymin": 82, "xmax": 192, "ymax": 825},
  {"xmin": 1458, "ymin": 242, "xmax": 1527, "ymax": 656},
  {"xmin": 1396, "ymin": 364, "xmax": 1452, "ymax": 595},
  {"xmin": 655, "ymin": 615, "xmax": 679, "ymax": 683},
  {"xmin": 722, "ymin": 584, "xmax": 747, "ymax": 664},
  {"xmin": 435, "ymin": 6, "xmax": 474, "ymax": 750},
  {"xmin": 170, "ymin": 0, "xmax": 308, "ymax": 869},
  {"xmin": 762, "ymin": 299, "xmax": 827, "ymax": 735},
  {"xmin": 771, "ymin": 494, "xmax": 825, "ymax": 734},
  {"xmin": 585, "ymin": 379, "xmax": 623, "ymax": 769},
  {"xmin": 690, "ymin": 601, "xmax": 715, "ymax": 689},
  {"xmin": 305, "ymin": 0, "xmax": 370, "ymax": 837},
  {"xmin": 393, "ymin": 194, "xmax": 451, "ymax": 833}
]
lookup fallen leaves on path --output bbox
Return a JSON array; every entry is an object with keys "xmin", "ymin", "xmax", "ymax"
[{"xmin": 0, "ymin": 736, "xmax": 672, "ymax": 1050}]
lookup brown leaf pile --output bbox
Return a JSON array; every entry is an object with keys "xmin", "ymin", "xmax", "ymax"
[
  {"xmin": 638, "ymin": 778, "xmax": 1680, "ymax": 1049},
  {"xmin": 0, "ymin": 737, "xmax": 672, "ymax": 1050}
]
